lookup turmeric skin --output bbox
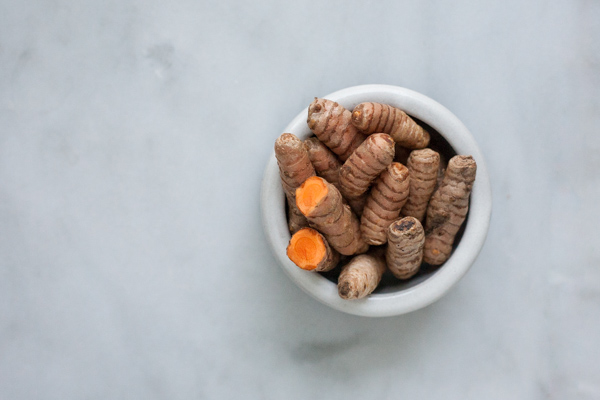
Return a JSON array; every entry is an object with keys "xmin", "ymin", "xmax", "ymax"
[
  {"xmin": 401, "ymin": 149, "xmax": 440, "ymax": 222},
  {"xmin": 423, "ymin": 155, "xmax": 477, "ymax": 265},
  {"xmin": 351, "ymin": 102, "xmax": 429, "ymax": 149},
  {"xmin": 386, "ymin": 217, "xmax": 425, "ymax": 279},
  {"xmin": 360, "ymin": 162, "xmax": 410, "ymax": 246},
  {"xmin": 287, "ymin": 202, "xmax": 309, "ymax": 234},
  {"xmin": 338, "ymin": 253, "xmax": 386, "ymax": 300},
  {"xmin": 296, "ymin": 176, "xmax": 368, "ymax": 256},
  {"xmin": 307, "ymin": 98, "xmax": 366, "ymax": 161},
  {"xmin": 339, "ymin": 133, "xmax": 395, "ymax": 200},
  {"xmin": 304, "ymin": 137, "xmax": 343, "ymax": 191},
  {"xmin": 287, "ymin": 228, "xmax": 339, "ymax": 272},
  {"xmin": 274, "ymin": 133, "xmax": 316, "ymax": 233},
  {"xmin": 304, "ymin": 137, "xmax": 368, "ymax": 216}
]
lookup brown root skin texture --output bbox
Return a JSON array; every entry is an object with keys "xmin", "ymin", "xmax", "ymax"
[
  {"xmin": 287, "ymin": 228, "xmax": 339, "ymax": 272},
  {"xmin": 304, "ymin": 137, "xmax": 343, "ymax": 191},
  {"xmin": 287, "ymin": 201, "xmax": 310, "ymax": 234},
  {"xmin": 307, "ymin": 98, "xmax": 367, "ymax": 161},
  {"xmin": 361, "ymin": 162, "xmax": 410, "ymax": 245},
  {"xmin": 296, "ymin": 176, "xmax": 368, "ymax": 256},
  {"xmin": 275, "ymin": 133, "xmax": 316, "ymax": 233},
  {"xmin": 304, "ymin": 137, "xmax": 366, "ymax": 216},
  {"xmin": 338, "ymin": 253, "xmax": 386, "ymax": 300},
  {"xmin": 351, "ymin": 102, "xmax": 430, "ymax": 149},
  {"xmin": 386, "ymin": 217, "xmax": 425, "ymax": 279},
  {"xmin": 424, "ymin": 155, "xmax": 477, "ymax": 265},
  {"xmin": 401, "ymin": 149, "xmax": 441, "ymax": 222},
  {"xmin": 339, "ymin": 133, "xmax": 396, "ymax": 200}
]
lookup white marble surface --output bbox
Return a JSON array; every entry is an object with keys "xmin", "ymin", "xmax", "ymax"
[{"xmin": 1, "ymin": 1, "xmax": 599, "ymax": 399}]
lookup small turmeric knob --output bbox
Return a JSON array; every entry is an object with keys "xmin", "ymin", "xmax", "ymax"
[{"xmin": 338, "ymin": 253, "xmax": 386, "ymax": 300}]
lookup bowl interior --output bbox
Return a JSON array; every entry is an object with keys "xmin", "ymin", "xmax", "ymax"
[
  {"xmin": 261, "ymin": 84, "xmax": 492, "ymax": 317},
  {"xmin": 316, "ymin": 117, "xmax": 464, "ymax": 294}
]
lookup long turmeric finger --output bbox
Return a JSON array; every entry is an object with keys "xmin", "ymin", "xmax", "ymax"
[
  {"xmin": 296, "ymin": 176, "xmax": 368, "ymax": 256},
  {"xmin": 275, "ymin": 133, "xmax": 316, "ymax": 233},
  {"xmin": 304, "ymin": 137, "xmax": 343, "ymax": 191},
  {"xmin": 360, "ymin": 162, "xmax": 410, "ymax": 245},
  {"xmin": 287, "ymin": 228, "xmax": 340, "ymax": 272},
  {"xmin": 338, "ymin": 253, "xmax": 386, "ymax": 300},
  {"xmin": 307, "ymin": 98, "xmax": 366, "ymax": 161},
  {"xmin": 401, "ymin": 149, "xmax": 440, "ymax": 222},
  {"xmin": 424, "ymin": 155, "xmax": 477, "ymax": 265},
  {"xmin": 339, "ymin": 133, "xmax": 395, "ymax": 200},
  {"xmin": 386, "ymin": 217, "xmax": 425, "ymax": 279},
  {"xmin": 351, "ymin": 102, "xmax": 429, "ymax": 149}
]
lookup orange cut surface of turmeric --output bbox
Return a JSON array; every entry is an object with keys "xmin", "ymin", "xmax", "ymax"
[
  {"xmin": 296, "ymin": 176, "xmax": 368, "ymax": 256},
  {"xmin": 286, "ymin": 228, "xmax": 339, "ymax": 272},
  {"xmin": 296, "ymin": 176, "xmax": 329, "ymax": 216}
]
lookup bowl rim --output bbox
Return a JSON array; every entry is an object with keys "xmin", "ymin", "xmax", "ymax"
[{"xmin": 261, "ymin": 84, "xmax": 492, "ymax": 317}]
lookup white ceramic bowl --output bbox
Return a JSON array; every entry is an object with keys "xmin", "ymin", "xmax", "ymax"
[{"xmin": 261, "ymin": 84, "xmax": 492, "ymax": 317}]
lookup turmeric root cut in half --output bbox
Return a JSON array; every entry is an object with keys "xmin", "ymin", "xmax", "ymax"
[
  {"xmin": 351, "ymin": 102, "xmax": 430, "ymax": 149},
  {"xmin": 386, "ymin": 217, "xmax": 425, "ymax": 280},
  {"xmin": 287, "ymin": 228, "xmax": 339, "ymax": 272},
  {"xmin": 338, "ymin": 253, "xmax": 386, "ymax": 300},
  {"xmin": 296, "ymin": 176, "xmax": 368, "ymax": 256},
  {"xmin": 423, "ymin": 155, "xmax": 477, "ymax": 265}
]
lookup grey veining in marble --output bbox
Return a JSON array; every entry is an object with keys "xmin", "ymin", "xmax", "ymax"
[{"xmin": 1, "ymin": 1, "xmax": 599, "ymax": 399}]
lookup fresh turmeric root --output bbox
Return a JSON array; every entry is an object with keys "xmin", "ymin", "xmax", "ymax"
[
  {"xmin": 304, "ymin": 137, "xmax": 343, "ymax": 191},
  {"xmin": 360, "ymin": 162, "xmax": 410, "ymax": 245},
  {"xmin": 386, "ymin": 217, "xmax": 425, "ymax": 279},
  {"xmin": 351, "ymin": 102, "xmax": 430, "ymax": 149},
  {"xmin": 287, "ymin": 202, "xmax": 309, "ymax": 234},
  {"xmin": 401, "ymin": 149, "xmax": 441, "ymax": 222},
  {"xmin": 275, "ymin": 133, "xmax": 316, "ymax": 233},
  {"xmin": 296, "ymin": 176, "xmax": 368, "ymax": 256},
  {"xmin": 307, "ymin": 98, "xmax": 366, "ymax": 161},
  {"xmin": 339, "ymin": 133, "xmax": 395, "ymax": 200},
  {"xmin": 304, "ymin": 137, "xmax": 368, "ymax": 216},
  {"xmin": 338, "ymin": 253, "xmax": 386, "ymax": 300},
  {"xmin": 423, "ymin": 155, "xmax": 477, "ymax": 265},
  {"xmin": 287, "ymin": 228, "xmax": 340, "ymax": 272}
]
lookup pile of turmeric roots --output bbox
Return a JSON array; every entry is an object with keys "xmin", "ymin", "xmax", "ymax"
[{"xmin": 275, "ymin": 99, "xmax": 476, "ymax": 300}]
